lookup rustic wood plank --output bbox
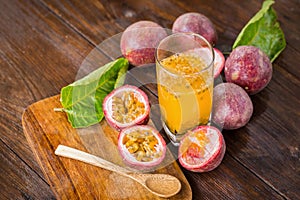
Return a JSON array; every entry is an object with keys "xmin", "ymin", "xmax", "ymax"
[
  {"xmin": 0, "ymin": 140, "xmax": 55, "ymax": 199},
  {"xmin": 183, "ymin": 155, "xmax": 285, "ymax": 200},
  {"xmin": 40, "ymin": 0, "xmax": 182, "ymax": 44},
  {"xmin": 39, "ymin": 0, "xmax": 300, "ymax": 199},
  {"xmin": 0, "ymin": 0, "xmax": 95, "ymax": 170}
]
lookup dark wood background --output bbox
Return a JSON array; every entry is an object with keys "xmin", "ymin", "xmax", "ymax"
[{"xmin": 1, "ymin": 0, "xmax": 299, "ymax": 199}]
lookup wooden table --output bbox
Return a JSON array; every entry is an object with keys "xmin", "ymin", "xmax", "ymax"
[{"xmin": 1, "ymin": 0, "xmax": 299, "ymax": 199}]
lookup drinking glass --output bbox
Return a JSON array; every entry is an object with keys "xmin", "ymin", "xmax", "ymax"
[{"xmin": 156, "ymin": 32, "xmax": 215, "ymax": 145}]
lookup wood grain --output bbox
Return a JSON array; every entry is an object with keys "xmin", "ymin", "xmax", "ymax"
[
  {"xmin": 0, "ymin": 139, "xmax": 55, "ymax": 199},
  {"xmin": 0, "ymin": 0, "xmax": 91, "ymax": 157},
  {"xmin": 0, "ymin": 0, "xmax": 96, "ymax": 198}
]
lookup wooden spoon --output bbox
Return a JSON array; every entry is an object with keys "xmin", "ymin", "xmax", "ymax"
[{"xmin": 55, "ymin": 145, "xmax": 181, "ymax": 198}]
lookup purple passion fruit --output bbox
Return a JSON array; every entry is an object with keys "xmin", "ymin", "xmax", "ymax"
[
  {"xmin": 118, "ymin": 125, "xmax": 166, "ymax": 169},
  {"xmin": 224, "ymin": 45, "xmax": 273, "ymax": 95},
  {"xmin": 103, "ymin": 85, "xmax": 150, "ymax": 131},
  {"xmin": 120, "ymin": 20, "xmax": 168, "ymax": 66},
  {"xmin": 178, "ymin": 125, "xmax": 226, "ymax": 172},
  {"xmin": 212, "ymin": 83, "xmax": 253, "ymax": 130},
  {"xmin": 172, "ymin": 12, "xmax": 218, "ymax": 46}
]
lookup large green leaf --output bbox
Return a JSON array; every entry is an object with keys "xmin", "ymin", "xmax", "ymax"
[
  {"xmin": 233, "ymin": 0, "xmax": 286, "ymax": 62},
  {"xmin": 60, "ymin": 58, "xmax": 128, "ymax": 128}
]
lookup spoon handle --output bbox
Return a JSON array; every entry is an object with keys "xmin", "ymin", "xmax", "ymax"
[{"xmin": 55, "ymin": 145, "xmax": 133, "ymax": 174}]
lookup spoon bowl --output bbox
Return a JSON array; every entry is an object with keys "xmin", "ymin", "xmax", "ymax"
[{"xmin": 55, "ymin": 145, "xmax": 181, "ymax": 198}]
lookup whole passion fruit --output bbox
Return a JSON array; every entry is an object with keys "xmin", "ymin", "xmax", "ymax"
[
  {"xmin": 103, "ymin": 85, "xmax": 150, "ymax": 131},
  {"xmin": 224, "ymin": 45, "xmax": 272, "ymax": 95},
  {"xmin": 120, "ymin": 20, "xmax": 168, "ymax": 66},
  {"xmin": 118, "ymin": 125, "xmax": 166, "ymax": 169},
  {"xmin": 178, "ymin": 125, "xmax": 226, "ymax": 172},
  {"xmin": 212, "ymin": 83, "xmax": 253, "ymax": 130},
  {"xmin": 172, "ymin": 12, "xmax": 218, "ymax": 46}
]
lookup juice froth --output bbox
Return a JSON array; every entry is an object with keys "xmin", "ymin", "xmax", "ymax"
[{"xmin": 157, "ymin": 51, "xmax": 213, "ymax": 135}]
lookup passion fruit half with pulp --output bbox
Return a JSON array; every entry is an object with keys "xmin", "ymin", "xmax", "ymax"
[
  {"xmin": 178, "ymin": 125, "xmax": 226, "ymax": 172},
  {"xmin": 103, "ymin": 85, "xmax": 150, "ymax": 131},
  {"xmin": 118, "ymin": 125, "xmax": 166, "ymax": 170}
]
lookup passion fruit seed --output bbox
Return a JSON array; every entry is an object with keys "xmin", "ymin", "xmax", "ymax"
[
  {"xmin": 112, "ymin": 91, "xmax": 146, "ymax": 124},
  {"xmin": 122, "ymin": 129, "xmax": 162, "ymax": 162}
]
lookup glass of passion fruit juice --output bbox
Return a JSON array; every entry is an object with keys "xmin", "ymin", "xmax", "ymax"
[{"xmin": 156, "ymin": 32, "xmax": 215, "ymax": 145}]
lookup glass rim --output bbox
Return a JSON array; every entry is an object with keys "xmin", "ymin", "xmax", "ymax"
[{"xmin": 155, "ymin": 32, "xmax": 215, "ymax": 77}]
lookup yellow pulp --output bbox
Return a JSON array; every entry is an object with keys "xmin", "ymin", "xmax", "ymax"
[{"xmin": 157, "ymin": 52, "xmax": 213, "ymax": 134}]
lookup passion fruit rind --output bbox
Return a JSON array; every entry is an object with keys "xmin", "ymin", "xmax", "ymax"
[
  {"xmin": 103, "ymin": 85, "xmax": 150, "ymax": 131},
  {"xmin": 213, "ymin": 48, "xmax": 225, "ymax": 78},
  {"xmin": 118, "ymin": 125, "xmax": 167, "ymax": 170},
  {"xmin": 178, "ymin": 125, "xmax": 226, "ymax": 172}
]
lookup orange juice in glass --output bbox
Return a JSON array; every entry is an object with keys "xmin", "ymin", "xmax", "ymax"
[{"xmin": 156, "ymin": 33, "xmax": 214, "ymax": 145}]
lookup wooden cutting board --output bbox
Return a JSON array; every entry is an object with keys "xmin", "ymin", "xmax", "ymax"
[{"xmin": 22, "ymin": 95, "xmax": 192, "ymax": 199}]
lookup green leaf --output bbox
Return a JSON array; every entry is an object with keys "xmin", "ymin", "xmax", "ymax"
[
  {"xmin": 233, "ymin": 0, "xmax": 286, "ymax": 62},
  {"xmin": 114, "ymin": 61, "xmax": 128, "ymax": 89},
  {"xmin": 60, "ymin": 58, "xmax": 128, "ymax": 128}
]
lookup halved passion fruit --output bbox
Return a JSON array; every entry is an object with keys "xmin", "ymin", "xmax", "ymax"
[
  {"xmin": 103, "ymin": 85, "xmax": 150, "ymax": 131},
  {"xmin": 178, "ymin": 125, "xmax": 226, "ymax": 172},
  {"xmin": 118, "ymin": 125, "xmax": 166, "ymax": 169}
]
